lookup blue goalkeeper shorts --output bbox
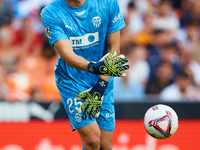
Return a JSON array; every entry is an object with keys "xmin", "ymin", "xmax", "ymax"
[{"xmin": 56, "ymin": 82, "xmax": 115, "ymax": 132}]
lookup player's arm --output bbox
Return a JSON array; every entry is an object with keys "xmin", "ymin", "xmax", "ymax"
[
  {"xmin": 99, "ymin": 30, "xmax": 121, "ymax": 82},
  {"xmin": 53, "ymin": 39, "xmax": 89, "ymax": 71},
  {"xmin": 54, "ymin": 38, "xmax": 128, "ymax": 76}
]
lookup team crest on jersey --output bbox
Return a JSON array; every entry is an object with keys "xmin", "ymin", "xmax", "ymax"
[{"xmin": 92, "ymin": 16, "xmax": 101, "ymax": 28}]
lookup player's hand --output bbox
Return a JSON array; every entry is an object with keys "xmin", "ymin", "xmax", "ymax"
[
  {"xmin": 87, "ymin": 51, "xmax": 129, "ymax": 77},
  {"xmin": 76, "ymin": 78, "xmax": 108, "ymax": 120}
]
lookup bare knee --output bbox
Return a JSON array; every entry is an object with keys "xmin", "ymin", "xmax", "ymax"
[
  {"xmin": 78, "ymin": 122, "xmax": 101, "ymax": 150},
  {"xmin": 100, "ymin": 139, "xmax": 112, "ymax": 150},
  {"xmin": 87, "ymin": 136, "xmax": 101, "ymax": 149},
  {"xmin": 81, "ymin": 134, "xmax": 101, "ymax": 150},
  {"xmin": 100, "ymin": 130, "xmax": 113, "ymax": 150}
]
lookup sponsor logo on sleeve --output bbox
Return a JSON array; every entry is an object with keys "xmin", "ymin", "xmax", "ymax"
[{"xmin": 112, "ymin": 12, "xmax": 123, "ymax": 23}]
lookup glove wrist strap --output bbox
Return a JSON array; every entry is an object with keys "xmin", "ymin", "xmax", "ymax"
[
  {"xmin": 87, "ymin": 61, "xmax": 106, "ymax": 75},
  {"xmin": 93, "ymin": 78, "xmax": 108, "ymax": 95},
  {"xmin": 87, "ymin": 62, "xmax": 95, "ymax": 74}
]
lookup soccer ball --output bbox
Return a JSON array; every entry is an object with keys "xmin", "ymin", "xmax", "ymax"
[{"xmin": 144, "ymin": 104, "xmax": 178, "ymax": 139}]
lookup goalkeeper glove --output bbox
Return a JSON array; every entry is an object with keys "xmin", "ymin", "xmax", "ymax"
[
  {"xmin": 76, "ymin": 78, "xmax": 108, "ymax": 120},
  {"xmin": 87, "ymin": 51, "xmax": 129, "ymax": 77}
]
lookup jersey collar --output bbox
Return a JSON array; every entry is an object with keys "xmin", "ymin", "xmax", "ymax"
[{"xmin": 60, "ymin": 0, "xmax": 89, "ymax": 15}]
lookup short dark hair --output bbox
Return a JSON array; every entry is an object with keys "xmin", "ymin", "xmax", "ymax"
[
  {"xmin": 185, "ymin": 20, "xmax": 199, "ymax": 28},
  {"xmin": 161, "ymin": 43, "xmax": 176, "ymax": 50},
  {"xmin": 128, "ymin": 2, "xmax": 135, "ymax": 9},
  {"xmin": 153, "ymin": 29, "xmax": 166, "ymax": 35},
  {"xmin": 176, "ymin": 69, "xmax": 189, "ymax": 79},
  {"xmin": 157, "ymin": 60, "xmax": 172, "ymax": 68},
  {"xmin": 160, "ymin": 0, "xmax": 172, "ymax": 5}
]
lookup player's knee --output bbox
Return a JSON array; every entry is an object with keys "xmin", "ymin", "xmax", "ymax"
[
  {"xmin": 100, "ymin": 140, "xmax": 112, "ymax": 150},
  {"xmin": 87, "ymin": 136, "xmax": 101, "ymax": 149}
]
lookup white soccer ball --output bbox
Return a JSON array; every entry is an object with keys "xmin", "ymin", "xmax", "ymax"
[{"xmin": 144, "ymin": 104, "xmax": 178, "ymax": 139}]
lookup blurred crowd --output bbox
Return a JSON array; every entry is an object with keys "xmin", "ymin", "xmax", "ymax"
[
  {"xmin": 0, "ymin": 0, "xmax": 200, "ymax": 102},
  {"xmin": 0, "ymin": 0, "xmax": 59, "ymax": 102}
]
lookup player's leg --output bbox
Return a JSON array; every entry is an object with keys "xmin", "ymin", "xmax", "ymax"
[
  {"xmin": 56, "ymin": 83, "xmax": 100, "ymax": 149},
  {"xmin": 100, "ymin": 129, "xmax": 113, "ymax": 150},
  {"xmin": 96, "ymin": 90, "xmax": 115, "ymax": 150},
  {"xmin": 78, "ymin": 121, "xmax": 101, "ymax": 150}
]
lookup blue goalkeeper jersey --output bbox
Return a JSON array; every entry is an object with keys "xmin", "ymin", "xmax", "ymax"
[{"xmin": 41, "ymin": 0, "xmax": 125, "ymax": 95}]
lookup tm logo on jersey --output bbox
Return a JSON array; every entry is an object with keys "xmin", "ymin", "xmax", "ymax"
[{"xmin": 70, "ymin": 32, "xmax": 99, "ymax": 48}]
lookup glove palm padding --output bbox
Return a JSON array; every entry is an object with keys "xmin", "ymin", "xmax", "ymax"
[
  {"xmin": 88, "ymin": 51, "xmax": 129, "ymax": 77},
  {"xmin": 76, "ymin": 78, "xmax": 108, "ymax": 120},
  {"xmin": 76, "ymin": 90, "xmax": 102, "ymax": 120}
]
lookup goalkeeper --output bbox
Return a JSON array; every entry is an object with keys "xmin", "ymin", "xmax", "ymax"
[{"xmin": 41, "ymin": 0, "xmax": 129, "ymax": 149}]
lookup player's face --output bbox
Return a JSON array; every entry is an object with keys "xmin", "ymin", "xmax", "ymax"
[
  {"xmin": 66, "ymin": 0, "xmax": 86, "ymax": 6},
  {"xmin": 67, "ymin": 0, "xmax": 82, "ymax": 3}
]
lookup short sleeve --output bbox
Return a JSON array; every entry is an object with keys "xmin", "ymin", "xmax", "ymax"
[
  {"xmin": 107, "ymin": 0, "xmax": 126, "ymax": 33},
  {"xmin": 40, "ymin": 9, "xmax": 68, "ymax": 46}
]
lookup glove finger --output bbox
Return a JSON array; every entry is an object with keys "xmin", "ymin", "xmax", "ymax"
[
  {"xmin": 104, "ymin": 51, "xmax": 117, "ymax": 62},
  {"xmin": 114, "ymin": 58, "xmax": 129, "ymax": 68},
  {"xmin": 75, "ymin": 89, "xmax": 91, "ymax": 99},
  {"xmin": 95, "ymin": 107, "xmax": 101, "ymax": 118},
  {"xmin": 90, "ymin": 106, "xmax": 100, "ymax": 119},
  {"xmin": 111, "ymin": 57, "xmax": 128, "ymax": 67},
  {"xmin": 78, "ymin": 99, "xmax": 89, "ymax": 114},
  {"xmin": 99, "ymin": 51, "xmax": 116, "ymax": 62},
  {"xmin": 117, "ymin": 54, "xmax": 125, "ymax": 59},
  {"xmin": 83, "ymin": 105, "xmax": 93, "ymax": 119},
  {"xmin": 113, "ymin": 54, "xmax": 125, "ymax": 61},
  {"xmin": 78, "ymin": 106, "xmax": 82, "ymax": 114},
  {"xmin": 112, "ymin": 71, "xmax": 127, "ymax": 77},
  {"xmin": 82, "ymin": 106, "xmax": 89, "ymax": 119},
  {"xmin": 89, "ymin": 107, "xmax": 95, "ymax": 120},
  {"xmin": 76, "ymin": 93, "xmax": 87, "ymax": 99},
  {"xmin": 95, "ymin": 112, "xmax": 100, "ymax": 118},
  {"xmin": 116, "ymin": 65, "xmax": 130, "ymax": 72}
]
